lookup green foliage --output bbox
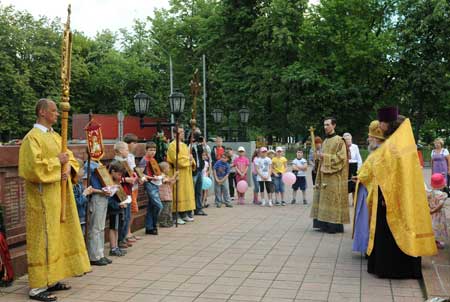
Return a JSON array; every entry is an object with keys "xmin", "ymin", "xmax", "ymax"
[{"xmin": 1, "ymin": 0, "xmax": 449, "ymax": 142}]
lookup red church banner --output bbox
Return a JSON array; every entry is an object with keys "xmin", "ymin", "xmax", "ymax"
[{"xmin": 85, "ymin": 119, "xmax": 105, "ymax": 161}]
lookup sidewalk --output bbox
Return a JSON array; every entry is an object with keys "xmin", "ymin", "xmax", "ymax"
[{"xmin": 0, "ymin": 182, "xmax": 429, "ymax": 302}]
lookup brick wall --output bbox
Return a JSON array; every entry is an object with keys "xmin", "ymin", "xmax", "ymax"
[{"xmin": 0, "ymin": 143, "xmax": 148, "ymax": 277}]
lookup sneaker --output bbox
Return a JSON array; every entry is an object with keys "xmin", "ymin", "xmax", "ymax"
[
  {"xmin": 291, "ymin": 199, "xmax": 296, "ymax": 205},
  {"xmin": 183, "ymin": 216, "xmax": 194, "ymax": 222},
  {"xmin": 216, "ymin": 203, "xmax": 222, "ymax": 208},
  {"xmin": 225, "ymin": 202, "xmax": 233, "ymax": 208},
  {"xmin": 176, "ymin": 218, "xmax": 186, "ymax": 225},
  {"xmin": 274, "ymin": 201, "xmax": 281, "ymax": 206},
  {"xmin": 260, "ymin": 199, "xmax": 266, "ymax": 207},
  {"xmin": 109, "ymin": 249, "xmax": 124, "ymax": 257},
  {"xmin": 119, "ymin": 248, "xmax": 127, "ymax": 255},
  {"xmin": 145, "ymin": 229, "xmax": 158, "ymax": 235},
  {"xmin": 281, "ymin": 201, "xmax": 286, "ymax": 206},
  {"xmin": 303, "ymin": 200, "xmax": 308, "ymax": 205},
  {"xmin": 90, "ymin": 258, "xmax": 109, "ymax": 265},
  {"xmin": 230, "ymin": 196, "xmax": 235, "ymax": 200},
  {"xmin": 268, "ymin": 200, "xmax": 273, "ymax": 207},
  {"xmin": 102, "ymin": 257, "xmax": 113, "ymax": 264}
]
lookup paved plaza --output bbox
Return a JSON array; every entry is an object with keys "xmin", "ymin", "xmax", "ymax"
[{"xmin": 0, "ymin": 186, "xmax": 427, "ymax": 302}]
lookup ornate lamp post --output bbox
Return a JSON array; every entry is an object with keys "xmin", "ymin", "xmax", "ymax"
[
  {"xmin": 238, "ymin": 106, "xmax": 250, "ymax": 140},
  {"xmin": 212, "ymin": 107, "xmax": 250, "ymax": 141}
]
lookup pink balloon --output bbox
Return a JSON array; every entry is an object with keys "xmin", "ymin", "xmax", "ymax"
[
  {"xmin": 236, "ymin": 180, "xmax": 248, "ymax": 193},
  {"xmin": 282, "ymin": 172, "xmax": 296, "ymax": 186}
]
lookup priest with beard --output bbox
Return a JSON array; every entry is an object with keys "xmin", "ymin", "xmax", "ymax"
[
  {"xmin": 310, "ymin": 117, "xmax": 349, "ymax": 233},
  {"xmin": 358, "ymin": 107, "xmax": 436, "ymax": 279},
  {"xmin": 352, "ymin": 120, "xmax": 385, "ymax": 253}
]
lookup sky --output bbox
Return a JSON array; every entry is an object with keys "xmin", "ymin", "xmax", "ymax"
[{"xmin": 0, "ymin": 0, "xmax": 171, "ymax": 37}]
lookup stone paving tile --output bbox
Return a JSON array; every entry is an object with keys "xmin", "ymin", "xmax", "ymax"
[
  {"xmin": 127, "ymin": 294, "xmax": 166, "ymax": 302},
  {"xmin": 2, "ymin": 188, "xmax": 430, "ymax": 302}
]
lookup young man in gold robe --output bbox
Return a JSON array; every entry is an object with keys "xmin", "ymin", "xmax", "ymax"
[
  {"xmin": 19, "ymin": 99, "xmax": 91, "ymax": 302},
  {"xmin": 310, "ymin": 117, "xmax": 350, "ymax": 233},
  {"xmin": 167, "ymin": 127, "xmax": 196, "ymax": 224}
]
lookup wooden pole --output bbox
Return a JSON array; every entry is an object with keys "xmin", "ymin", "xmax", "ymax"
[
  {"xmin": 84, "ymin": 110, "xmax": 93, "ymax": 240},
  {"xmin": 60, "ymin": 5, "xmax": 72, "ymax": 223}
]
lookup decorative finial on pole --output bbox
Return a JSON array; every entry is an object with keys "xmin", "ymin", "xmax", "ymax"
[{"xmin": 60, "ymin": 4, "xmax": 73, "ymax": 223}]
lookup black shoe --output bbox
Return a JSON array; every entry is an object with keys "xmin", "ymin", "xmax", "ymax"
[
  {"xmin": 102, "ymin": 257, "xmax": 113, "ymax": 264},
  {"xmin": 225, "ymin": 203, "xmax": 233, "ymax": 208},
  {"xmin": 303, "ymin": 200, "xmax": 307, "ymax": 205},
  {"xmin": 146, "ymin": 229, "xmax": 158, "ymax": 235},
  {"xmin": 194, "ymin": 210, "xmax": 208, "ymax": 216},
  {"xmin": 90, "ymin": 258, "xmax": 108, "ymax": 266}
]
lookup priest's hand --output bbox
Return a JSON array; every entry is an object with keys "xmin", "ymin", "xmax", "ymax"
[
  {"xmin": 58, "ymin": 152, "xmax": 69, "ymax": 164},
  {"xmin": 61, "ymin": 164, "xmax": 71, "ymax": 181}
]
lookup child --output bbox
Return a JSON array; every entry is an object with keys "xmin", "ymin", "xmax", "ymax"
[
  {"xmin": 213, "ymin": 153, "xmax": 233, "ymax": 208},
  {"xmin": 108, "ymin": 160, "xmax": 128, "ymax": 257},
  {"xmin": 113, "ymin": 141, "xmax": 136, "ymax": 249},
  {"xmin": 201, "ymin": 151, "xmax": 211, "ymax": 208},
  {"xmin": 72, "ymin": 158, "xmax": 93, "ymax": 234},
  {"xmin": 227, "ymin": 147, "xmax": 238, "ymax": 200},
  {"xmin": 84, "ymin": 159, "xmax": 112, "ymax": 266},
  {"xmin": 233, "ymin": 146, "xmax": 250, "ymax": 204},
  {"xmin": 158, "ymin": 162, "xmax": 178, "ymax": 227},
  {"xmin": 271, "ymin": 147, "xmax": 288, "ymax": 206},
  {"xmin": 139, "ymin": 141, "xmax": 164, "ymax": 234},
  {"xmin": 251, "ymin": 150, "xmax": 260, "ymax": 205},
  {"xmin": 256, "ymin": 147, "xmax": 274, "ymax": 207},
  {"xmin": 428, "ymin": 173, "xmax": 448, "ymax": 249},
  {"xmin": 292, "ymin": 150, "xmax": 308, "ymax": 204},
  {"xmin": 123, "ymin": 133, "xmax": 141, "ymax": 242}
]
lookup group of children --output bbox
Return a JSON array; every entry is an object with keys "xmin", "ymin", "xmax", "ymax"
[
  {"xmin": 251, "ymin": 146, "xmax": 308, "ymax": 207},
  {"xmin": 71, "ymin": 134, "xmax": 185, "ymax": 265}
]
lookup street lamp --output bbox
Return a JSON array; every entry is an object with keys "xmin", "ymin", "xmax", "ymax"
[
  {"xmin": 239, "ymin": 106, "xmax": 250, "ymax": 140},
  {"xmin": 169, "ymin": 90, "xmax": 186, "ymax": 117},
  {"xmin": 239, "ymin": 107, "xmax": 250, "ymax": 124},
  {"xmin": 211, "ymin": 109, "xmax": 224, "ymax": 124},
  {"xmin": 133, "ymin": 91, "xmax": 151, "ymax": 116},
  {"xmin": 133, "ymin": 89, "xmax": 186, "ymax": 227}
]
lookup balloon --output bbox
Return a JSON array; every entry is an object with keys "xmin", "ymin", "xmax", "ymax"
[
  {"xmin": 282, "ymin": 172, "xmax": 296, "ymax": 186},
  {"xmin": 236, "ymin": 180, "xmax": 248, "ymax": 193},
  {"xmin": 202, "ymin": 177, "xmax": 212, "ymax": 190}
]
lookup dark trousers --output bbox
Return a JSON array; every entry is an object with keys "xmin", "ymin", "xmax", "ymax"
[
  {"xmin": 119, "ymin": 204, "xmax": 131, "ymax": 242},
  {"xmin": 194, "ymin": 173, "xmax": 203, "ymax": 211},
  {"xmin": 228, "ymin": 172, "xmax": 236, "ymax": 197}
]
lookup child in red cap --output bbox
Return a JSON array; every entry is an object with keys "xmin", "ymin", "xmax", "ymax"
[{"xmin": 428, "ymin": 173, "xmax": 448, "ymax": 249}]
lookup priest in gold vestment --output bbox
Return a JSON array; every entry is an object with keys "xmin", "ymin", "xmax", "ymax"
[
  {"xmin": 311, "ymin": 117, "xmax": 349, "ymax": 233},
  {"xmin": 19, "ymin": 99, "xmax": 90, "ymax": 301},
  {"xmin": 361, "ymin": 107, "xmax": 436, "ymax": 279},
  {"xmin": 167, "ymin": 127, "xmax": 196, "ymax": 222}
]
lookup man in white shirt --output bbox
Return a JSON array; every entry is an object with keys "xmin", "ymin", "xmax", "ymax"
[
  {"xmin": 343, "ymin": 133, "xmax": 362, "ymax": 169},
  {"xmin": 343, "ymin": 132, "xmax": 362, "ymax": 202}
]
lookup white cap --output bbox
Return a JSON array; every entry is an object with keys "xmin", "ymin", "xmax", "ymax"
[
  {"xmin": 276, "ymin": 146, "xmax": 283, "ymax": 152},
  {"xmin": 237, "ymin": 146, "xmax": 245, "ymax": 152}
]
